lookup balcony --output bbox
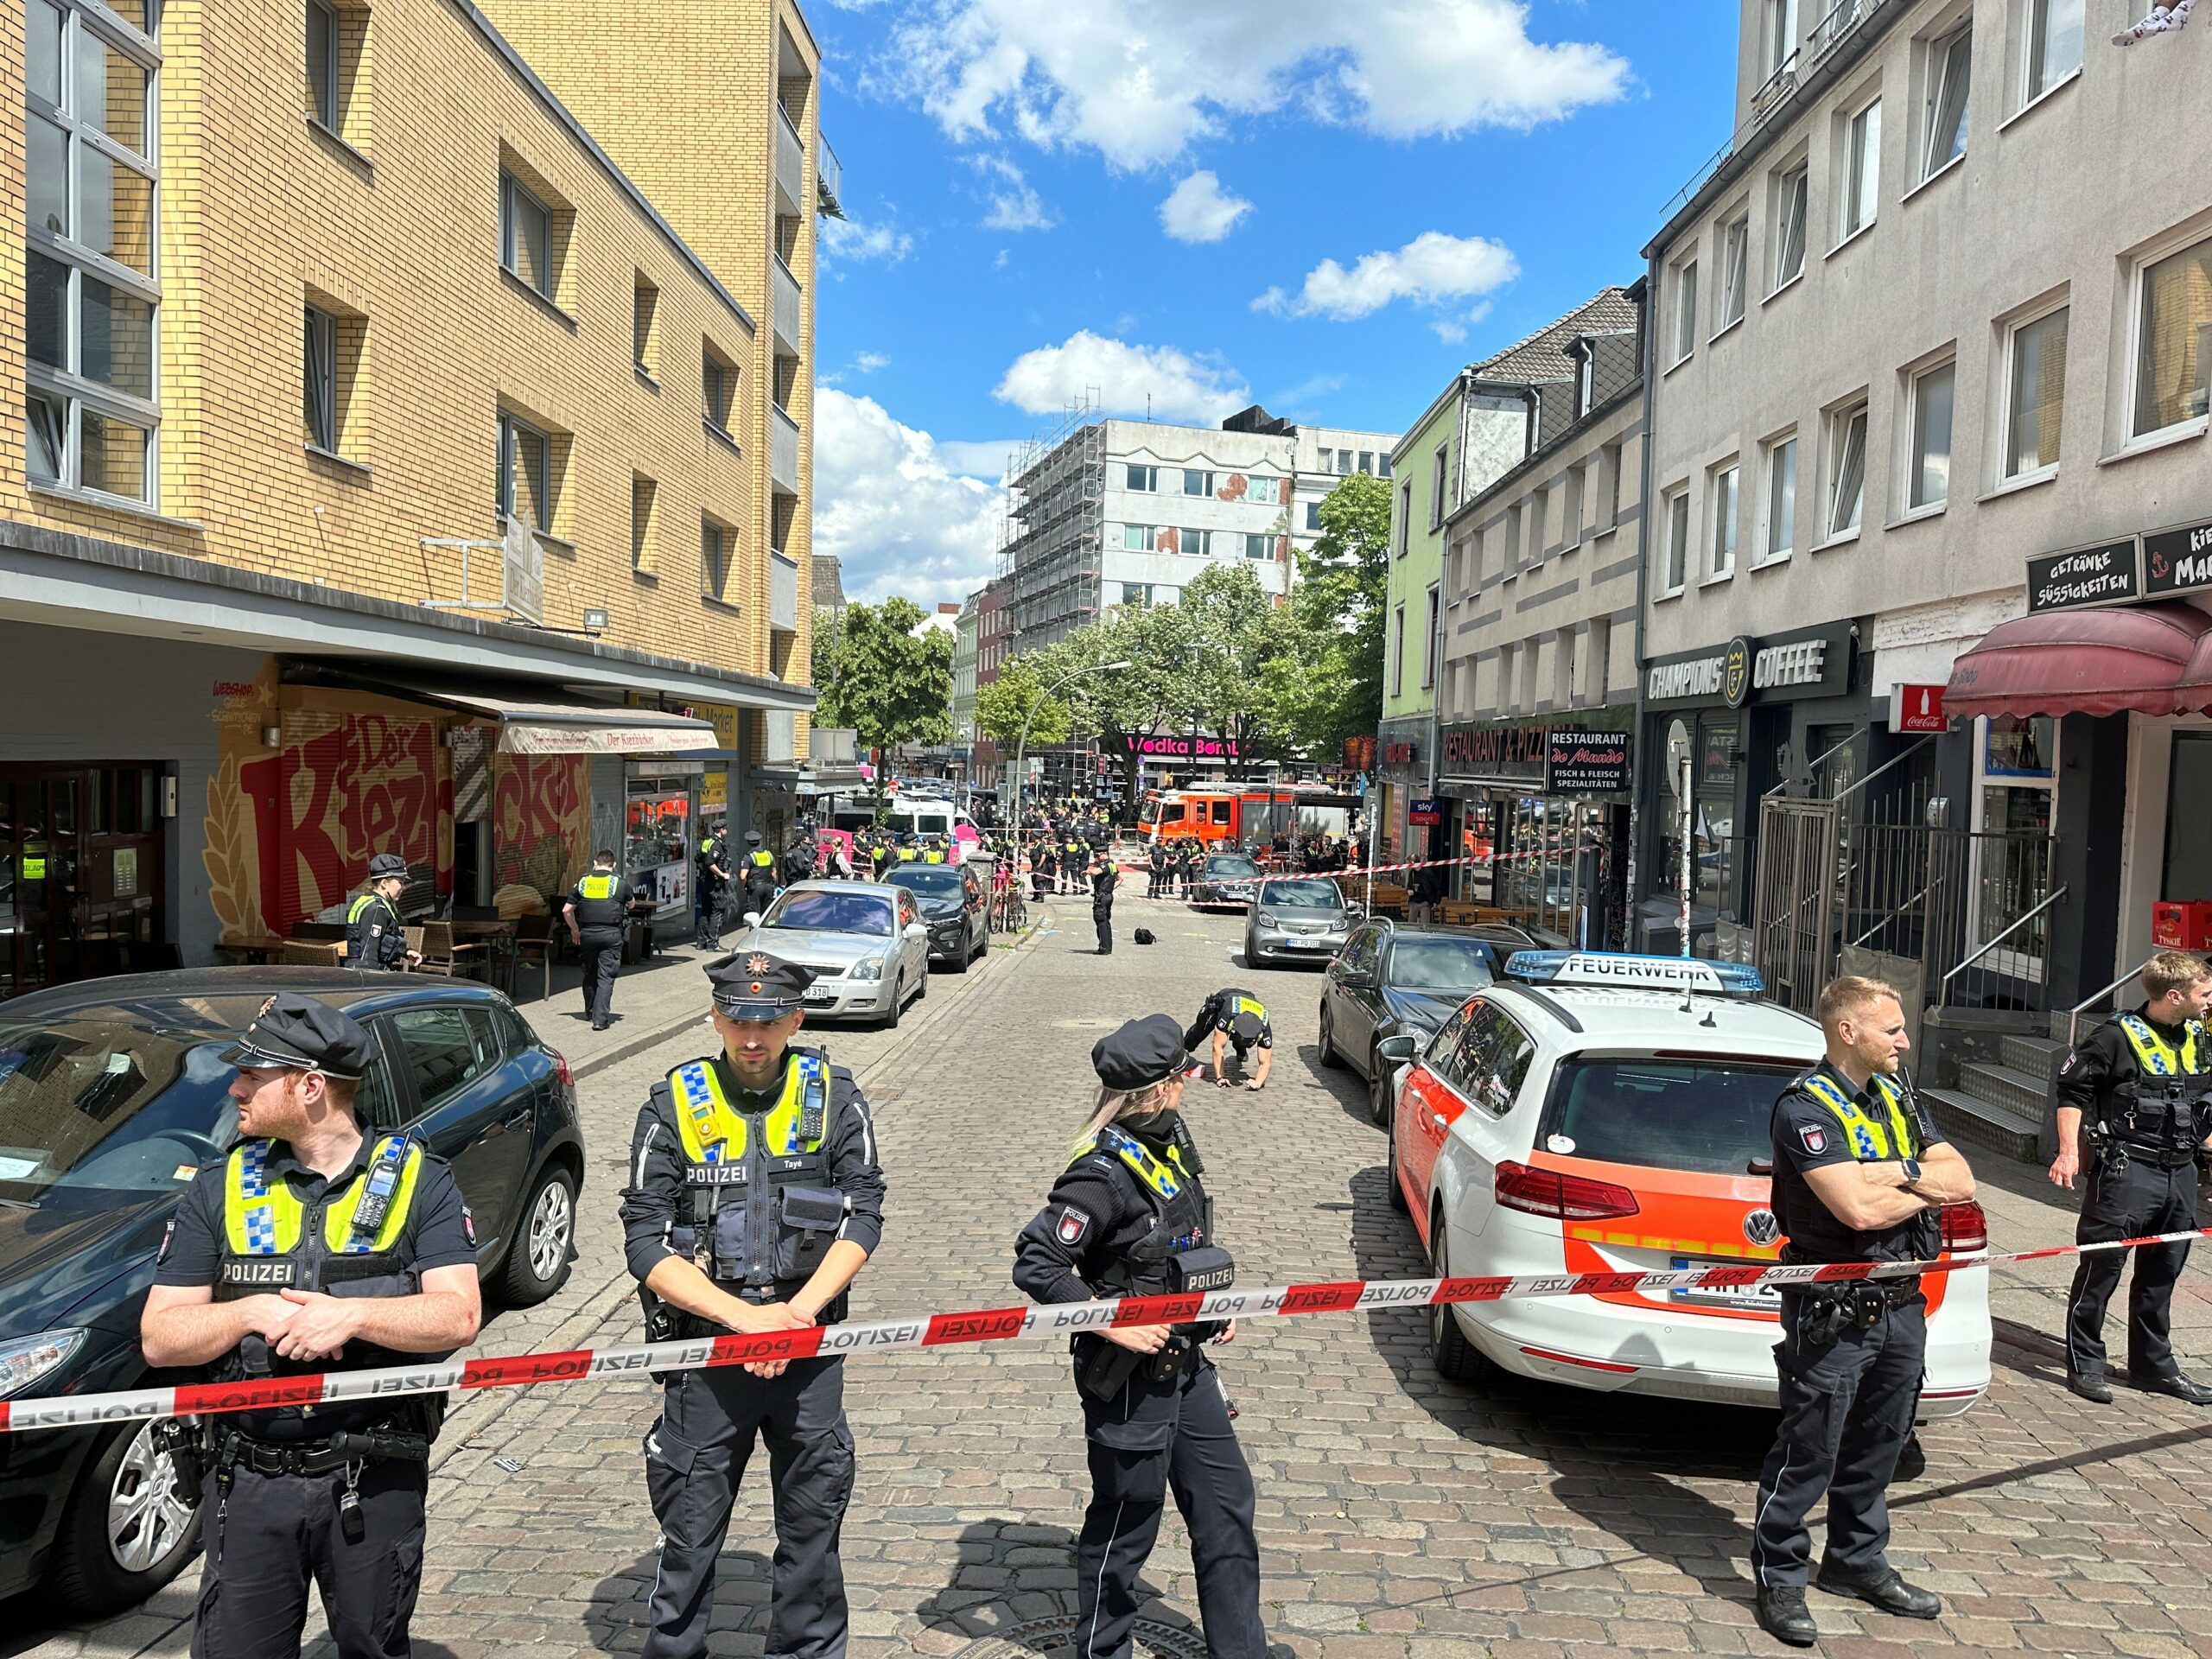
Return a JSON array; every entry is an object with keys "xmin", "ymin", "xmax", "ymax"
[
  {"xmin": 817, "ymin": 134, "xmax": 843, "ymax": 219},
  {"xmin": 771, "ymin": 404, "xmax": 800, "ymax": 497},
  {"xmin": 775, "ymin": 102, "xmax": 804, "ymax": 218},
  {"xmin": 772, "ymin": 256, "xmax": 802, "ymax": 356},
  {"xmin": 771, "ymin": 551, "xmax": 799, "ymax": 633}
]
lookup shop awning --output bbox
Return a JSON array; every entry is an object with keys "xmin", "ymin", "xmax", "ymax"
[
  {"xmin": 424, "ymin": 690, "xmax": 715, "ymax": 753},
  {"xmin": 1944, "ymin": 603, "xmax": 2212, "ymax": 719}
]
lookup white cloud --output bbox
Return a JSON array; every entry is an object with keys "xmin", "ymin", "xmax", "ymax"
[
  {"xmin": 855, "ymin": 352, "xmax": 891, "ymax": 373},
  {"xmin": 970, "ymin": 155, "xmax": 1055, "ymax": 232},
  {"xmin": 820, "ymin": 216, "xmax": 913, "ymax": 264},
  {"xmin": 1255, "ymin": 231, "xmax": 1519, "ymax": 322},
  {"xmin": 814, "ymin": 390, "xmax": 1002, "ymax": 608},
  {"xmin": 994, "ymin": 331, "xmax": 1249, "ymax": 423},
  {"xmin": 879, "ymin": 0, "xmax": 1629, "ymax": 170},
  {"xmin": 1158, "ymin": 170, "xmax": 1252, "ymax": 242},
  {"xmin": 935, "ymin": 438, "xmax": 1027, "ymax": 480}
]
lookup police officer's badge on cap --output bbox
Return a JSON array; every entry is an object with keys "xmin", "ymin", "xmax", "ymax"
[
  {"xmin": 706, "ymin": 950, "xmax": 816, "ymax": 1020},
  {"xmin": 1090, "ymin": 1014, "xmax": 1199, "ymax": 1092},
  {"xmin": 367, "ymin": 851, "xmax": 407, "ymax": 880},
  {"xmin": 220, "ymin": 993, "xmax": 378, "ymax": 1079}
]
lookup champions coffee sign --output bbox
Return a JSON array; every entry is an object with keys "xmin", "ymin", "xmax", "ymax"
[{"xmin": 1546, "ymin": 730, "xmax": 1630, "ymax": 795}]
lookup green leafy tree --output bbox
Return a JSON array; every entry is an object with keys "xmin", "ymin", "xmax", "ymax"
[
  {"xmin": 1177, "ymin": 561, "xmax": 1296, "ymax": 760},
  {"xmin": 1038, "ymin": 602, "xmax": 1205, "ymax": 803},
  {"xmin": 974, "ymin": 654, "xmax": 1071, "ymax": 751},
  {"xmin": 1268, "ymin": 474, "xmax": 1393, "ymax": 756},
  {"xmin": 813, "ymin": 595, "xmax": 953, "ymax": 753}
]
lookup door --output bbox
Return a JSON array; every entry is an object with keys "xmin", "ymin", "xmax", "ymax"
[
  {"xmin": 0, "ymin": 771, "xmax": 85, "ymax": 996},
  {"xmin": 381, "ymin": 1004, "xmax": 531, "ymax": 1253},
  {"xmin": 1332, "ymin": 925, "xmax": 1382, "ymax": 1073},
  {"xmin": 895, "ymin": 890, "xmax": 925, "ymax": 985},
  {"xmin": 1398, "ymin": 1004, "xmax": 1474, "ymax": 1236}
]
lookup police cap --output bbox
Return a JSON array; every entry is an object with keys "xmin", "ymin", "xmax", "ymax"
[
  {"xmin": 1230, "ymin": 1010, "xmax": 1264, "ymax": 1044},
  {"xmin": 1091, "ymin": 1014, "xmax": 1198, "ymax": 1092},
  {"xmin": 744, "ymin": 830, "xmax": 763, "ymax": 844},
  {"xmin": 707, "ymin": 950, "xmax": 816, "ymax": 1020},
  {"xmin": 221, "ymin": 993, "xmax": 378, "ymax": 1080},
  {"xmin": 366, "ymin": 852, "xmax": 407, "ymax": 880}
]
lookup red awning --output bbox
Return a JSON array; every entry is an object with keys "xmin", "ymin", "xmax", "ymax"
[{"xmin": 1944, "ymin": 603, "xmax": 2212, "ymax": 719}]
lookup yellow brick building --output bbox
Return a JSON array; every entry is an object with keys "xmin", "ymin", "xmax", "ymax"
[{"xmin": 0, "ymin": 0, "xmax": 823, "ymax": 992}]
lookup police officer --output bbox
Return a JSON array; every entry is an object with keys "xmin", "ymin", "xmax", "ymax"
[
  {"xmin": 141, "ymin": 995, "xmax": 480, "ymax": 1659},
  {"xmin": 620, "ymin": 952, "xmax": 886, "ymax": 1659},
  {"xmin": 1090, "ymin": 846, "xmax": 1119, "ymax": 956},
  {"xmin": 344, "ymin": 853, "xmax": 417, "ymax": 971},
  {"xmin": 2053, "ymin": 948, "xmax": 2212, "ymax": 1404},
  {"xmin": 1063, "ymin": 832, "xmax": 1086, "ymax": 895},
  {"xmin": 1147, "ymin": 839, "xmax": 1168, "ymax": 899},
  {"xmin": 1748, "ymin": 976, "xmax": 1975, "ymax": 1646},
  {"xmin": 1014, "ymin": 1014, "xmax": 1265, "ymax": 1659},
  {"xmin": 1184, "ymin": 989, "xmax": 1274, "ymax": 1091},
  {"xmin": 564, "ymin": 849, "xmax": 628, "ymax": 1032},
  {"xmin": 923, "ymin": 836, "xmax": 949, "ymax": 866},
  {"xmin": 1033, "ymin": 835, "xmax": 1057, "ymax": 899},
  {"xmin": 870, "ymin": 834, "xmax": 897, "ymax": 880},
  {"xmin": 696, "ymin": 831, "xmax": 731, "ymax": 950},
  {"xmin": 784, "ymin": 832, "xmax": 817, "ymax": 887},
  {"xmin": 741, "ymin": 830, "xmax": 780, "ymax": 918}
]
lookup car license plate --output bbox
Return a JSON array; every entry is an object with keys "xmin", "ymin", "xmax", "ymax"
[
  {"xmin": 1669, "ymin": 1256, "xmax": 1780, "ymax": 1310},
  {"xmin": 804, "ymin": 987, "xmax": 838, "ymax": 1004}
]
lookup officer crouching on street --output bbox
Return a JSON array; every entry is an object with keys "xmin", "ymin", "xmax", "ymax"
[
  {"xmin": 620, "ymin": 951, "xmax": 886, "ymax": 1659},
  {"xmin": 1749, "ymin": 975, "xmax": 1975, "ymax": 1647},
  {"xmin": 2052, "ymin": 947, "xmax": 2212, "ymax": 1405},
  {"xmin": 1014, "ymin": 1014, "xmax": 1266, "ymax": 1659},
  {"xmin": 141, "ymin": 995, "xmax": 480, "ymax": 1659},
  {"xmin": 344, "ymin": 852, "xmax": 418, "ymax": 971},
  {"xmin": 1185, "ymin": 988, "xmax": 1274, "ymax": 1092}
]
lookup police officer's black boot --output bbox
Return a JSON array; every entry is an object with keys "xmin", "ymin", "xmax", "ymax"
[
  {"xmin": 1755, "ymin": 1586, "xmax": 1818, "ymax": 1647},
  {"xmin": 2133, "ymin": 1371, "xmax": 2212, "ymax": 1404},
  {"xmin": 1813, "ymin": 1564, "xmax": 1942, "ymax": 1619},
  {"xmin": 2069, "ymin": 1370, "xmax": 2115, "ymax": 1404}
]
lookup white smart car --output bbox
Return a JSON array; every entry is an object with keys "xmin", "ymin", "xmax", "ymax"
[{"xmin": 1382, "ymin": 952, "xmax": 1991, "ymax": 1414}]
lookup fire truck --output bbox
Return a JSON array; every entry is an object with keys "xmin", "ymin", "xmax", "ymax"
[{"xmin": 1138, "ymin": 785, "xmax": 1360, "ymax": 849}]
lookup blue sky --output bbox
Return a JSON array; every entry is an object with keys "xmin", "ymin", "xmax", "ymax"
[{"xmin": 810, "ymin": 0, "xmax": 1742, "ymax": 607}]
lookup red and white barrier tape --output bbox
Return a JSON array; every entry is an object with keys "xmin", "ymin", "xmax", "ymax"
[{"xmin": 6, "ymin": 1229, "xmax": 2202, "ymax": 1433}]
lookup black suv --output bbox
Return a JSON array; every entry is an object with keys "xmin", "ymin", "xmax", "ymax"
[
  {"xmin": 884, "ymin": 862, "xmax": 988, "ymax": 970},
  {"xmin": 1318, "ymin": 921, "xmax": 1527, "ymax": 1122},
  {"xmin": 0, "ymin": 967, "xmax": 585, "ymax": 1615}
]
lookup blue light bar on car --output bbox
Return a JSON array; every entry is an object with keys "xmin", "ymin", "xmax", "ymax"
[{"xmin": 1502, "ymin": 951, "xmax": 1765, "ymax": 996}]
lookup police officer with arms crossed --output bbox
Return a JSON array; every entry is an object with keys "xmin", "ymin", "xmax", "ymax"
[
  {"xmin": 1749, "ymin": 975, "xmax": 1975, "ymax": 1646},
  {"xmin": 141, "ymin": 995, "xmax": 480, "ymax": 1659},
  {"xmin": 565, "ymin": 849, "xmax": 627, "ymax": 1033},
  {"xmin": 1184, "ymin": 988, "xmax": 1273, "ymax": 1092},
  {"xmin": 1014, "ymin": 1014, "xmax": 1266, "ymax": 1659},
  {"xmin": 621, "ymin": 951, "xmax": 886, "ymax": 1659},
  {"xmin": 345, "ymin": 853, "xmax": 419, "ymax": 971},
  {"xmin": 2052, "ymin": 948, "xmax": 2212, "ymax": 1405}
]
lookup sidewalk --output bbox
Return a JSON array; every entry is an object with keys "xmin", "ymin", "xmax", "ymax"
[{"xmin": 511, "ymin": 937, "xmax": 729, "ymax": 1081}]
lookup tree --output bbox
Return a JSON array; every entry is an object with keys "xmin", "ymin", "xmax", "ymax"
[
  {"xmin": 1037, "ymin": 602, "xmax": 1203, "ymax": 804},
  {"xmin": 1267, "ymin": 474, "xmax": 1392, "ymax": 757},
  {"xmin": 974, "ymin": 655, "xmax": 1071, "ymax": 751},
  {"xmin": 1177, "ymin": 561, "xmax": 1296, "ymax": 760},
  {"xmin": 812, "ymin": 596, "xmax": 954, "ymax": 753}
]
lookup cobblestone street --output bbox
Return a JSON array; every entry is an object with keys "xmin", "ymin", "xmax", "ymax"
[{"xmin": 19, "ymin": 893, "xmax": 2212, "ymax": 1659}]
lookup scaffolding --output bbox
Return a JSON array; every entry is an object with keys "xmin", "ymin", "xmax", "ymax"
[{"xmin": 999, "ymin": 392, "xmax": 1105, "ymax": 651}]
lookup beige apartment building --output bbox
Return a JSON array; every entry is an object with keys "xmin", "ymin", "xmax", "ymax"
[{"xmin": 0, "ymin": 0, "xmax": 823, "ymax": 993}]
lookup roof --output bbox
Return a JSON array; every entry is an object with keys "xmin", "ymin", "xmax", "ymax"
[
  {"xmin": 1470, "ymin": 288, "xmax": 1640, "ymax": 385},
  {"xmin": 0, "ymin": 964, "xmax": 502, "ymax": 1021},
  {"xmin": 1491, "ymin": 982, "xmax": 1824, "ymax": 1057}
]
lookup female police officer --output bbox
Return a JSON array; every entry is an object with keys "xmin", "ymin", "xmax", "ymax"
[{"xmin": 1013, "ymin": 1014, "xmax": 1267, "ymax": 1659}]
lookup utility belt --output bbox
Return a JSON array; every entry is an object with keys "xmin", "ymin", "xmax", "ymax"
[
  {"xmin": 158, "ymin": 1412, "xmax": 432, "ymax": 1519},
  {"xmin": 2087, "ymin": 1118, "xmax": 2202, "ymax": 1173},
  {"xmin": 1777, "ymin": 1272, "xmax": 1920, "ymax": 1345},
  {"xmin": 1075, "ymin": 1244, "xmax": 1235, "ymax": 1402}
]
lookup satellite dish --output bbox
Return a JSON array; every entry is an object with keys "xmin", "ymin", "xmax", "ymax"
[{"xmin": 1665, "ymin": 720, "xmax": 1692, "ymax": 792}]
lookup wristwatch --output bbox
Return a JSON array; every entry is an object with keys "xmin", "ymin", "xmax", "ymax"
[{"xmin": 1899, "ymin": 1157, "xmax": 1923, "ymax": 1188}]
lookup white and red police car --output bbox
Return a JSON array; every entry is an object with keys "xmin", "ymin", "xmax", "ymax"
[{"xmin": 1382, "ymin": 951, "xmax": 1991, "ymax": 1412}]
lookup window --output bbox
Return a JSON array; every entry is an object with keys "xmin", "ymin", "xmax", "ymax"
[
  {"xmin": 2132, "ymin": 237, "xmax": 2212, "ymax": 439},
  {"xmin": 1662, "ymin": 489, "xmax": 1689, "ymax": 591},
  {"xmin": 1421, "ymin": 584, "xmax": 1440, "ymax": 689},
  {"xmin": 1122, "ymin": 523, "xmax": 1156, "ymax": 551},
  {"xmin": 1574, "ymin": 347, "xmax": 1596, "ymax": 416},
  {"xmin": 1126, "ymin": 462, "xmax": 1158, "ymax": 492},
  {"xmin": 1429, "ymin": 446, "xmax": 1447, "ymax": 528},
  {"xmin": 1243, "ymin": 532, "xmax": 1274, "ymax": 560},
  {"xmin": 24, "ymin": 0, "xmax": 159, "ymax": 503},
  {"xmin": 2004, "ymin": 305, "xmax": 2068, "ymax": 477},
  {"xmin": 1764, "ymin": 435, "xmax": 1797, "ymax": 561},
  {"xmin": 1378, "ymin": 454, "xmax": 1392, "ymax": 478},
  {"xmin": 1305, "ymin": 501, "xmax": 1323, "ymax": 531},
  {"xmin": 1906, "ymin": 359, "xmax": 1955, "ymax": 510},
  {"xmin": 632, "ymin": 474, "xmax": 657, "ymax": 570},
  {"xmin": 1840, "ymin": 99, "xmax": 1881, "ymax": 239},
  {"xmin": 1709, "ymin": 464, "xmax": 1738, "ymax": 578},
  {"xmin": 496, "ymin": 410, "xmax": 550, "ymax": 530},
  {"xmin": 701, "ymin": 518, "xmax": 731, "ymax": 600},
  {"xmin": 1182, "ymin": 467, "xmax": 1212, "ymax": 496},
  {"xmin": 1358, "ymin": 450, "xmax": 1374, "ymax": 474},
  {"xmin": 1562, "ymin": 465, "xmax": 1585, "ymax": 550},
  {"xmin": 633, "ymin": 276, "xmax": 658, "ymax": 374},
  {"xmin": 1774, "ymin": 162, "xmax": 1808, "ymax": 288},
  {"xmin": 702, "ymin": 347, "xmax": 735, "ymax": 432},
  {"xmin": 2024, "ymin": 0, "xmax": 2083, "ymax": 103},
  {"xmin": 1921, "ymin": 27, "xmax": 1971, "ymax": 181},
  {"xmin": 1673, "ymin": 258, "xmax": 1699, "ymax": 362},
  {"xmin": 1182, "ymin": 528, "xmax": 1211, "ymax": 557},
  {"xmin": 1827, "ymin": 401, "xmax": 1868, "ymax": 537},
  {"xmin": 1118, "ymin": 582, "xmax": 1153, "ymax": 607},
  {"xmin": 499, "ymin": 169, "xmax": 553, "ymax": 296},
  {"xmin": 1390, "ymin": 604, "xmax": 1405, "ymax": 696},
  {"xmin": 303, "ymin": 305, "xmax": 335, "ymax": 451},
  {"xmin": 1245, "ymin": 474, "xmax": 1281, "ymax": 505},
  {"xmin": 1396, "ymin": 480, "xmax": 1413, "ymax": 555},
  {"xmin": 1718, "ymin": 212, "xmax": 1750, "ymax": 329},
  {"xmin": 306, "ymin": 0, "xmax": 336, "ymax": 126},
  {"xmin": 1764, "ymin": 0, "xmax": 1799, "ymax": 75},
  {"xmin": 1335, "ymin": 449, "xmax": 1352, "ymax": 474},
  {"xmin": 390, "ymin": 1007, "xmax": 491, "ymax": 1111}
]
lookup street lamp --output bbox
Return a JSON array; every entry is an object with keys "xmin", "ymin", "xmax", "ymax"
[{"xmin": 1008, "ymin": 659, "xmax": 1132, "ymax": 823}]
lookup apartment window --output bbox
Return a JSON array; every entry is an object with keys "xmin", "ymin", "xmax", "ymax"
[
  {"xmin": 702, "ymin": 347, "xmax": 735, "ymax": 433},
  {"xmin": 2131, "ymin": 236, "xmax": 2212, "ymax": 439},
  {"xmin": 1390, "ymin": 604, "xmax": 1406, "ymax": 696},
  {"xmin": 1827, "ymin": 401, "xmax": 1868, "ymax": 537},
  {"xmin": 1126, "ymin": 463, "xmax": 1157, "ymax": 492},
  {"xmin": 1377, "ymin": 454, "xmax": 1392, "ymax": 479},
  {"xmin": 701, "ymin": 518, "xmax": 730, "ymax": 601},
  {"xmin": 1602, "ymin": 441, "xmax": 1624, "ymax": 526},
  {"xmin": 1335, "ymin": 449, "xmax": 1352, "ymax": 474},
  {"xmin": 1840, "ymin": 99, "xmax": 1881, "ymax": 240},
  {"xmin": 1243, "ymin": 532, "xmax": 1274, "ymax": 560},
  {"xmin": 1562, "ymin": 465, "xmax": 1585, "ymax": 550},
  {"xmin": 1245, "ymin": 474, "xmax": 1281, "ymax": 505},
  {"xmin": 1921, "ymin": 27, "xmax": 1971, "ymax": 182},
  {"xmin": 496, "ymin": 410, "xmax": 550, "ymax": 530},
  {"xmin": 1662, "ymin": 489, "xmax": 1690, "ymax": 592},
  {"xmin": 24, "ymin": 0, "xmax": 159, "ymax": 503},
  {"xmin": 499, "ymin": 169, "xmax": 553, "ymax": 297},
  {"xmin": 306, "ymin": 0, "xmax": 336, "ymax": 125},
  {"xmin": 303, "ymin": 305, "xmax": 336, "ymax": 451},
  {"xmin": 1396, "ymin": 480, "xmax": 1413, "ymax": 555},
  {"xmin": 1305, "ymin": 501, "xmax": 1323, "ymax": 531},
  {"xmin": 633, "ymin": 276, "xmax": 659, "ymax": 375},
  {"xmin": 1673, "ymin": 258, "xmax": 1699, "ymax": 363},
  {"xmin": 1906, "ymin": 359, "xmax": 1955, "ymax": 510},
  {"xmin": 2004, "ymin": 305, "xmax": 2069, "ymax": 478},
  {"xmin": 2024, "ymin": 0, "xmax": 2083, "ymax": 104},
  {"xmin": 631, "ymin": 475, "xmax": 657, "ymax": 570},
  {"xmin": 1182, "ymin": 467, "xmax": 1212, "ymax": 496},
  {"xmin": 1709, "ymin": 464, "xmax": 1739, "ymax": 578},
  {"xmin": 1122, "ymin": 523, "xmax": 1156, "ymax": 551},
  {"xmin": 1358, "ymin": 450, "xmax": 1375, "ymax": 474},
  {"xmin": 1119, "ymin": 582, "xmax": 1153, "ymax": 608},
  {"xmin": 1718, "ymin": 211, "xmax": 1750, "ymax": 330},
  {"xmin": 1183, "ymin": 528, "xmax": 1211, "ymax": 557},
  {"xmin": 1774, "ymin": 162, "xmax": 1808, "ymax": 288},
  {"xmin": 1764, "ymin": 0, "xmax": 1799, "ymax": 75},
  {"xmin": 1763, "ymin": 435, "xmax": 1797, "ymax": 562},
  {"xmin": 1429, "ymin": 446, "xmax": 1448, "ymax": 528},
  {"xmin": 1574, "ymin": 348, "xmax": 1596, "ymax": 417}
]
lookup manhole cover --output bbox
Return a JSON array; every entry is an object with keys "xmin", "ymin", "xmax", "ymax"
[{"xmin": 949, "ymin": 1615, "xmax": 1210, "ymax": 1659}]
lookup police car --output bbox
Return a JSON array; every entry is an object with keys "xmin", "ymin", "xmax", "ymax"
[{"xmin": 1382, "ymin": 951, "xmax": 1991, "ymax": 1412}]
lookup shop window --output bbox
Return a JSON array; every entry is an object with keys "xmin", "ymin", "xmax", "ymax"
[
  {"xmin": 2164, "ymin": 734, "xmax": 2212, "ymax": 902},
  {"xmin": 1970, "ymin": 715, "xmax": 2056, "ymax": 975}
]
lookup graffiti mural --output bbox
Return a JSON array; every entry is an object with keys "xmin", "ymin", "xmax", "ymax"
[{"xmin": 492, "ymin": 751, "xmax": 588, "ymax": 912}]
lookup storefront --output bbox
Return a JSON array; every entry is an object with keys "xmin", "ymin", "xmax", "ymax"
[
  {"xmin": 1373, "ymin": 720, "xmax": 1426, "ymax": 869},
  {"xmin": 624, "ymin": 764, "xmax": 700, "ymax": 922},
  {"xmin": 1438, "ymin": 709, "xmax": 1632, "ymax": 949}
]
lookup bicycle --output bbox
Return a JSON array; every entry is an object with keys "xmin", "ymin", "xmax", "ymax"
[{"xmin": 994, "ymin": 881, "xmax": 1028, "ymax": 934}]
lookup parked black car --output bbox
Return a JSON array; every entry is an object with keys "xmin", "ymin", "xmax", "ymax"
[
  {"xmin": 1317, "ymin": 922, "xmax": 1507, "ymax": 1122},
  {"xmin": 0, "ymin": 967, "xmax": 585, "ymax": 1615},
  {"xmin": 885, "ymin": 863, "xmax": 988, "ymax": 970}
]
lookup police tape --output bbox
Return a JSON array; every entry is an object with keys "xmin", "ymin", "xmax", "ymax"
[{"xmin": 8, "ymin": 1227, "xmax": 2203, "ymax": 1433}]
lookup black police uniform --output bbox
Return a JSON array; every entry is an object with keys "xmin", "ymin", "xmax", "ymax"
[
  {"xmin": 153, "ymin": 998, "xmax": 474, "ymax": 1659},
  {"xmin": 1184, "ymin": 990, "xmax": 1273, "ymax": 1073},
  {"xmin": 1090, "ymin": 856, "xmax": 1118, "ymax": 955},
  {"xmin": 2057, "ymin": 1007, "xmax": 2212, "ymax": 1391},
  {"xmin": 696, "ymin": 836, "xmax": 729, "ymax": 949},
  {"xmin": 1750, "ymin": 1061, "xmax": 1943, "ymax": 1605},
  {"xmin": 619, "ymin": 955, "xmax": 887, "ymax": 1659},
  {"xmin": 1147, "ymin": 843, "xmax": 1167, "ymax": 899},
  {"xmin": 344, "ymin": 880, "xmax": 408, "ymax": 972},
  {"xmin": 1013, "ymin": 1017, "xmax": 1264, "ymax": 1659},
  {"xmin": 567, "ymin": 865, "xmax": 628, "ymax": 1030},
  {"xmin": 742, "ymin": 842, "xmax": 780, "ymax": 917}
]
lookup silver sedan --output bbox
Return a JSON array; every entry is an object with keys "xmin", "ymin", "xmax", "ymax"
[{"xmin": 736, "ymin": 880, "xmax": 930, "ymax": 1028}]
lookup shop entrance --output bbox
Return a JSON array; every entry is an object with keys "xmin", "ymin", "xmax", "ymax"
[{"xmin": 0, "ymin": 764, "xmax": 168, "ymax": 999}]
